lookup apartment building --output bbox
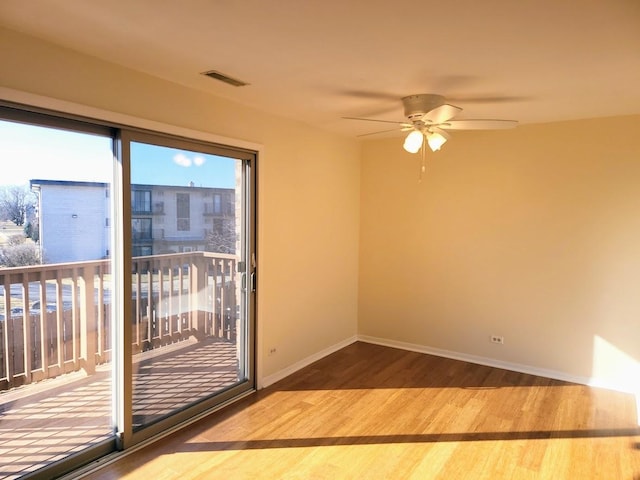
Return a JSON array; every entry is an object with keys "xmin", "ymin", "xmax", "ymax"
[{"xmin": 30, "ymin": 179, "xmax": 236, "ymax": 262}]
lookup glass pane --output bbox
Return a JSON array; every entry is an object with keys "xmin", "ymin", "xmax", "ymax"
[
  {"xmin": 129, "ymin": 141, "xmax": 246, "ymax": 430},
  {"xmin": 0, "ymin": 119, "xmax": 114, "ymax": 477}
]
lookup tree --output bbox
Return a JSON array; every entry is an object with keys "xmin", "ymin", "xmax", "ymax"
[
  {"xmin": 206, "ymin": 218, "xmax": 237, "ymax": 254},
  {"xmin": 0, "ymin": 235, "xmax": 41, "ymax": 267},
  {"xmin": 24, "ymin": 217, "xmax": 39, "ymax": 242},
  {"xmin": 0, "ymin": 185, "xmax": 36, "ymax": 226}
]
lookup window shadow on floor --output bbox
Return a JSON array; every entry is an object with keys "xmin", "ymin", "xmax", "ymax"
[{"xmin": 174, "ymin": 427, "xmax": 640, "ymax": 452}]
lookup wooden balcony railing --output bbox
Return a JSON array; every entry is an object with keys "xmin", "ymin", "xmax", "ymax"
[{"xmin": 0, "ymin": 251, "xmax": 238, "ymax": 392}]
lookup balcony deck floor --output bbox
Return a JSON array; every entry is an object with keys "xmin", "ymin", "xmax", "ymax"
[{"xmin": 0, "ymin": 338, "xmax": 239, "ymax": 480}]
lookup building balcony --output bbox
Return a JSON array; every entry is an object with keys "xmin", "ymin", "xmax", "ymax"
[
  {"xmin": 0, "ymin": 251, "xmax": 240, "ymax": 477},
  {"xmin": 152, "ymin": 202, "xmax": 165, "ymax": 215}
]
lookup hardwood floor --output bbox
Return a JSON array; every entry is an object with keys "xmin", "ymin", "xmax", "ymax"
[
  {"xmin": 80, "ymin": 342, "xmax": 640, "ymax": 480},
  {"xmin": 0, "ymin": 338, "xmax": 239, "ymax": 480}
]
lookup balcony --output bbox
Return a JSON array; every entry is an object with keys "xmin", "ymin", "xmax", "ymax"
[
  {"xmin": 0, "ymin": 252, "xmax": 240, "ymax": 478},
  {"xmin": 152, "ymin": 202, "xmax": 165, "ymax": 215}
]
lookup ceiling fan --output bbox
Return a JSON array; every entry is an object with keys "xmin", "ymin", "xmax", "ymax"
[{"xmin": 343, "ymin": 94, "xmax": 518, "ymax": 154}]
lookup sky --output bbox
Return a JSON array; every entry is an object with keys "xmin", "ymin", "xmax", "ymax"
[{"xmin": 0, "ymin": 120, "xmax": 237, "ymax": 189}]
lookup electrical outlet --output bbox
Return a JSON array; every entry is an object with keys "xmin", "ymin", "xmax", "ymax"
[
  {"xmin": 268, "ymin": 347, "xmax": 277, "ymax": 356},
  {"xmin": 491, "ymin": 335, "xmax": 504, "ymax": 344}
]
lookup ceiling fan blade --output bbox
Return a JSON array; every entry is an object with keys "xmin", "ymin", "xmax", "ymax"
[
  {"xmin": 338, "ymin": 90, "xmax": 399, "ymax": 101},
  {"xmin": 446, "ymin": 95, "xmax": 532, "ymax": 104},
  {"xmin": 438, "ymin": 119, "xmax": 518, "ymax": 130},
  {"xmin": 356, "ymin": 128, "xmax": 404, "ymax": 137},
  {"xmin": 430, "ymin": 127, "xmax": 451, "ymax": 140},
  {"xmin": 422, "ymin": 104, "xmax": 462, "ymax": 124},
  {"xmin": 342, "ymin": 116, "xmax": 410, "ymax": 127}
]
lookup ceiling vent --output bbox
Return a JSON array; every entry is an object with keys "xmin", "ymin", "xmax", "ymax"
[{"xmin": 201, "ymin": 70, "xmax": 249, "ymax": 87}]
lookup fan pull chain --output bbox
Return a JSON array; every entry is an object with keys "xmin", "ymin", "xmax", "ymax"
[{"xmin": 419, "ymin": 135, "xmax": 427, "ymax": 182}]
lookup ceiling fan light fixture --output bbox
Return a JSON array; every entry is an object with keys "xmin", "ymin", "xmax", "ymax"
[
  {"xmin": 403, "ymin": 130, "xmax": 423, "ymax": 153},
  {"xmin": 427, "ymin": 132, "xmax": 447, "ymax": 151},
  {"xmin": 343, "ymin": 93, "xmax": 517, "ymax": 161}
]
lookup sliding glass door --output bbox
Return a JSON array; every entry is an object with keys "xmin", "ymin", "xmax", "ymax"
[
  {"xmin": 0, "ymin": 109, "xmax": 116, "ymax": 479},
  {"xmin": 120, "ymin": 130, "xmax": 255, "ymax": 446},
  {"xmin": 0, "ymin": 105, "xmax": 257, "ymax": 477}
]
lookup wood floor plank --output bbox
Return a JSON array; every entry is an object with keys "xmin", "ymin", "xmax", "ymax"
[{"xmin": 81, "ymin": 342, "xmax": 640, "ymax": 479}]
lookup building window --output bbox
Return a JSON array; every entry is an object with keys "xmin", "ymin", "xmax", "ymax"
[
  {"xmin": 132, "ymin": 245, "xmax": 152, "ymax": 257},
  {"xmin": 132, "ymin": 189, "xmax": 151, "ymax": 213},
  {"xmin": 132, "ymin": 218, "xmax": 152, "ymax": 240},
  {"xmin": 176, "ymin": 193, "xmax": 190, "ymax": 231}
]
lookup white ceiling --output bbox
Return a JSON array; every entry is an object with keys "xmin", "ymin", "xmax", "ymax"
[{"xmin": 1, "ymin": 0, "xmax": 639, "ymax": 137}]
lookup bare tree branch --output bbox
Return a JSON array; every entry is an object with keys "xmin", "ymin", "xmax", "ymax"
[{"xmin": 0, "ymin": 185, "xmax": 36, "ymax": 227}]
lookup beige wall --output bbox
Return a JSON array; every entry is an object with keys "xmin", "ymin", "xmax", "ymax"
[
  {"xmin": 359, "ymin": 116, "xmax": 640, "ymax": 392},
  {"xmin": 0, "ymin": 27, "xmax": 361, "ymax": 380},
  {"xmin": 3, "ymin": 26, "xmax": 639, "ymax": 394}
]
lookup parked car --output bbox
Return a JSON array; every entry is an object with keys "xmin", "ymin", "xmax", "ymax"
[
  {"xmin": 31, "ymin": 301, "xmax": 73, "ymax": 315},
  {"xmin": 30, "ymin": 302, "xmax": 57, "ymax": 315}
]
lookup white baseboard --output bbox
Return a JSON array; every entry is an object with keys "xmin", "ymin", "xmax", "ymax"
[
  {"xmin": 259, "ymin": 335, "xmax": 358, "ymax": 389},
  {"xmin": 357, "ymin": 334, "xmax": 639, "ymax": 394}
]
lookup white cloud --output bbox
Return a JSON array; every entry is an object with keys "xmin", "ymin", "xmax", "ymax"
[
  {"xmin": 173, "ymin": 153, "xmax": 206, "ymax": 168},
  {"xmin": 173, "ymin": 153, "xmax": 192, "ymax": 167}
]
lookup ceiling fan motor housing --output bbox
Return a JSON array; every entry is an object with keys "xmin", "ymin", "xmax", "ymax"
[{"xmin": 402, "ymin": 94, "xmax": 446, "ymax": 121}]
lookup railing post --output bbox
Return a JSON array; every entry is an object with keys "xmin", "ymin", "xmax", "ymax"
[
  {"xmin": 21, "ymin": 278, "xmax": 32, "ymax": 384},
  {"xmin": 230, "ymin": 259, "xmax": 237, "ymax": 342},
  {"xmin": 78, "ymin": 267, "xmax": 96, "ymax": 375},
  {"xmin": 190, "ymin": 256, "xmax": 207, "ymax": 339},
  {"xmin": 96, "ymin": 267, "xmax": 105, "ymax": 363},
  {"xmin": 37, "ymin": 277, "xmax": 48, "ymax": 376},
  {"xmin": 1, "ymin": 276, "xmax": 16, "ymax": 388}
]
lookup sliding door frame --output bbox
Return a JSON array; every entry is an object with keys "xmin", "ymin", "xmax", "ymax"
[
  {"xmin": 0, "ymin": 103, "xmax": 119, "ymax": 479},
  {"xmin": 0, "ymin": 97, "xmax": 259, "ymax": 476},
  {"xmin": 117, "ymin": 128, "xmax": 257, "ymax": 448}
]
